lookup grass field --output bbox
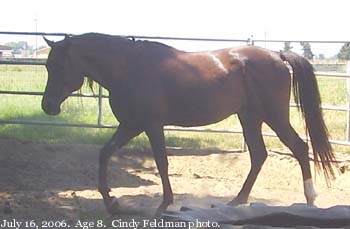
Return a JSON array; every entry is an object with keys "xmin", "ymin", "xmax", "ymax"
[{"xmin": 0, "ymin": 64, "xmax": 349, "ymax": 153}]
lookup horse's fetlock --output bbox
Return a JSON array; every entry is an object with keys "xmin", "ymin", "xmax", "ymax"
[{"xmin": 98, "ymin": 186, "xmax": 111, "ymax": 194}]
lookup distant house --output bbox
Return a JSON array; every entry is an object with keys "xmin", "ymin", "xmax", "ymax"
[
  {"xmin": 33, "ymin": 46, "xmax": 51, "ymax": 58},
  {"xmin": 0, "ymin": 45, "xmax": 14, "ymax": 57}
]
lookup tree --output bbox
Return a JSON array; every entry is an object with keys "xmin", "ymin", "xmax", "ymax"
[
  {"xmin": 283, "ymin": 41, "xmax": 293, "ymax": 52},
  {"xmin": 337, "ymin": 43, "xmax": 350, "ymax": 60},
  {"xmin": 300, "ymin": 42, "xmax": 314, "ymax": 60},
  {"xmin": 318, "ymin": 54, "xmax": 325, "ymax": 60},
  {"xmin": 5, "ymin": 41, "xmax": 32, "ymax": 55}
]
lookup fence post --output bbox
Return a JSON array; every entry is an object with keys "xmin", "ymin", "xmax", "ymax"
[
  {"xmin": 241, "ymin": 135, "xmax": 247, "ymax": 152},
  {"xmin": 241, "ymin": 36, "xmax": 255, "ymax": 152},
  {"xmin": 346, "ymin": 61, "xmax": 350, "ymax": 142},
  {"xmin": 97, "ymin": 85, "xmax": 103, "ymax": 126}
]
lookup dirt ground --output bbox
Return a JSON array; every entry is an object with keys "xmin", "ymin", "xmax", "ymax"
[{"xmin": 0, "ymin": 137, "xmax": 349, "ymax": 226}]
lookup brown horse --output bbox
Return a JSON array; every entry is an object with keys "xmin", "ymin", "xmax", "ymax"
[{"xmin": 42, "ymin": 33, "xmax": 336, "ymax": 216}]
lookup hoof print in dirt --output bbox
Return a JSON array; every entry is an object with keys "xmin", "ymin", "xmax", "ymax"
[{"xmin": 3, "ymin": 201, "xmax": 13, "ymax": 214}]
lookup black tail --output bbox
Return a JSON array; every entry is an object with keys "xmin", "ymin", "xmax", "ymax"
[{"xmin": 280, "ymin": 51, "xmax": 337, "ymax": 182}]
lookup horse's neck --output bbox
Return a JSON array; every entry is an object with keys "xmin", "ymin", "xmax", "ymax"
[
  {"xmin": 81, "ymin": 55, "xmax": 112, "ymax": 90},
  {"xmin": 74, "ymin": 40, "xmax": 130, "ymax": 90}
]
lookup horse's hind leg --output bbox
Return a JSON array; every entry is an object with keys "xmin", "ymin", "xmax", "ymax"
[
  {"xmin": 266, "ymin": 118, "xmax": 317, "ymax": 206},
  {"xmin": 145, "ymin": 123, "xmax": 173, "ymax": 217},
  {"xmin": 98, "ymin": 124, "xmax": 143, "ymax": 214},
  {"xmin": 229, "ymin": 111, "xmax": 267, "ymax": 205}
]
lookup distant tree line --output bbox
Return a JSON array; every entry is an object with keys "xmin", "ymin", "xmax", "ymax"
[
  {"xmin": 283, "ymin": 41, "xmax": 314, "ymax": 59},
  {"xmin": 282, "ymin": 41, "xmax": 350, "ymax": 60}
]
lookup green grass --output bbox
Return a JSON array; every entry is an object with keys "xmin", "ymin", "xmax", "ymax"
[{"xmin": 0, "ymin": 65, "xmax": 349, "ymax": 153}]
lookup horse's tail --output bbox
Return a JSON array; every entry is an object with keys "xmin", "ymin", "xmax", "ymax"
[{"xmin": 280, "ymin": 51, "xmax": 337, "ymax": 182}]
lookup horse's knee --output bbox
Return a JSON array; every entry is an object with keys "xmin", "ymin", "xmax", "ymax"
[{"xmin": 258, "ymin": 149, "xmax": 268, "ymax": 161}]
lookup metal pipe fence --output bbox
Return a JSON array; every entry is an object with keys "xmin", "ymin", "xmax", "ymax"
[{"xmin": 1, "ymin": 31, "xmax": 350, "ymax": 147}]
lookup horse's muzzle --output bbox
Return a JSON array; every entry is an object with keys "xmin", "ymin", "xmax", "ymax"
[{"xmin": 41, "ymin": 98, "xmax": 61, "ymax": 116}]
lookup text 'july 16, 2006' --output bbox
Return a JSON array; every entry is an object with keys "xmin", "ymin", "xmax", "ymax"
[{"xmin": 0, "ymin": 218, "xmax": 221, "ymax": 229}]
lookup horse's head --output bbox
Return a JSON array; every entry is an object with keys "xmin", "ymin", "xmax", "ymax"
[{"xmin": 42, "ymin": 36, "xmax": 84, "ymax": 115}]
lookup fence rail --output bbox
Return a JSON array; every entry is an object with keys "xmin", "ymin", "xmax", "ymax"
[{"xmin": 1, "ymin": 31, "xmax": 350, "ymax": 148}]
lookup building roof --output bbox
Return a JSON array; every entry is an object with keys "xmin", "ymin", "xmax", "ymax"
[
  {"xmin": 35, "ymin": 46, "xmax": 51, "ymax": 55},
  {"xmin": 0, "ymin": 45, "xmax": 13, "ymax": 50}
]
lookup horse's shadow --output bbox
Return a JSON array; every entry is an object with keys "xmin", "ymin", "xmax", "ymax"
[
  {"xmin": 0, "ymin": 139, "xmax": 157, "ymax": 193},
  {"xmin": 1, "ymin": 191, "xmax": 280, "ymax": 222},
  {"xmin": 0, "ymin": 137, "xmax": 253, "ymax": 222}
]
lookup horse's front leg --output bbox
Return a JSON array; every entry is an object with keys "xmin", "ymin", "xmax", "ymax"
[
  {"xmin": 145, "ymin": 123, "xmax": 174, "ymax": 217},
  {"xmin": 98, "ymin": 124, "xmax": 142, "ymax": 214}
]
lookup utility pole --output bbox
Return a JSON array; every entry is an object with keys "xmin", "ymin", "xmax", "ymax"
[{"xmin": 34, "ymin": 14, "xmax": 38, "ymax": 58}]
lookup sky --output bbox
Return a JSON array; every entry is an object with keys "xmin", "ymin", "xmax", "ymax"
[{"xmin": 1, "ymin": 0, "xmax": 349, "ymax": 57}]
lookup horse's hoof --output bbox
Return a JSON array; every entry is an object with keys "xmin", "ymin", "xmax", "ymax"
[
  {"xmin": 154, "ymin": 201, "xmax": 172, "ymax": 218},
  {"xmin": 106, "ymin": 197, "xmax": 140, "ymax": 215},
  {"xmin": 227, "ymin": 198, "xmax": 247, "ymax": 206},
  {"xmin": 306, "ymin": 195, "xmax": 317, "ymax": 207},
  {"xmin": 306, "ymin": 201, "xmax": 317, "ymax": 208}
]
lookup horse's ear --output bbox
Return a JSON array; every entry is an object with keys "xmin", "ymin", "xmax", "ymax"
[
  {"xmin": 43, "ymin": 36, "xmax": 55, "ymax": 47},
  {"xmin": 63, "ymin": 34, "xmax": 73, "ymax": 48}
]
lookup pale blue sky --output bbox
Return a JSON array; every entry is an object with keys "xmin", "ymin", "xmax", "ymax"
[{"xmin": 1, "ymin": 0, "xmax": 349, "ymax": 56}]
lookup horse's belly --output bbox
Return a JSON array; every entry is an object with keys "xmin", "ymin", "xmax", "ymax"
[
  {"xmin": 166, "ymin": 85, "xmax": 245, "ymax": 127},
  {"xmin": 169, "ymin": 107, "xmax": 238, "ymax": 127}
]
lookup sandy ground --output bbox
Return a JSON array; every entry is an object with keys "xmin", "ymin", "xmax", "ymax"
[{"xmin": 0, "ymin": 137, "xmax": 349, "ymax": 227}]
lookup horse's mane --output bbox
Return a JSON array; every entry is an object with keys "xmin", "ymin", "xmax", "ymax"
[
  {"xmin": 77, "ymin": 33, "xmax": 175, "ymax": 51},
  {"xmin": 86, "ymin": 77, "xmax": 95, "ymax": 93},
  {"xmin": 77, "ymin": 33, "xmax": 176, "ymax": 93}
]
